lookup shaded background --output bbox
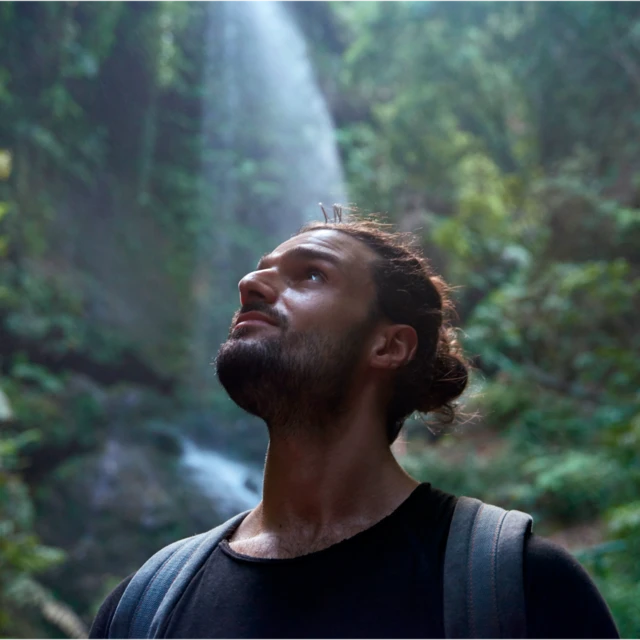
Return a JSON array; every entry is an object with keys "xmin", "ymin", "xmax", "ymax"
[{"xmin": 1, "ymin": 1, "xmax": 639, "ymax": 637}]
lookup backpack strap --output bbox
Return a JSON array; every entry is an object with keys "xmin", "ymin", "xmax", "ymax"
[
  {"xmin": 443, "ymin": 497, "xmax": 533, "ymax": 639},
  {"xmin": 108, "ymin": 510, "xmax": 250, "ymax": 639}
]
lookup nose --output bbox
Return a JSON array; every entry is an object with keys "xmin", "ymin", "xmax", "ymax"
[{"xmin": 238, "ymin": 269, "xmax": 279, "ymax": 306}]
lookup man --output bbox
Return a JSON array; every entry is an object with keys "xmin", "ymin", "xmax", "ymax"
[{"xmin": 90, "ymin": 216, "xmax": 619, "ymax": 638}]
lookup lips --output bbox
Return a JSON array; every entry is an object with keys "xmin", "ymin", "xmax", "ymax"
[{"xmin": 234, "ymin": 311, "xmax": 279, "ymax": 329}]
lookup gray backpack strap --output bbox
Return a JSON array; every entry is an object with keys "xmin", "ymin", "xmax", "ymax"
[
  {"xmin": 443, "ymin": 497, "xmax": 533, "ymax": 639},
  {"xmin": 109, "ymin": 510, "xmax": 250, "ymax": 639}
]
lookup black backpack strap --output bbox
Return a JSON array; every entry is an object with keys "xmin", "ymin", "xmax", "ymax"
[
  {"xmin": 108, "ymin": 510, "xmax": 250, "ymax": 638},
  {"xmin": 443, "ymin": 496, "xmax": 533, "ymax": 639}
]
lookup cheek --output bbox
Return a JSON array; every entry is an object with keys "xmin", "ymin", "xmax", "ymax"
[{"xmin": 286, "ymin": 292, "xmax": 363, "ymax": 331}]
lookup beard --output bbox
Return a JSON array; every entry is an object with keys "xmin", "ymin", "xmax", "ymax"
[{"xmin": 214, "ymin": 306, "xmax": 377, "ymax": 437}]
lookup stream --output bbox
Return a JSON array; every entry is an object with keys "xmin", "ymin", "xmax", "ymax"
[{"xmin": 180, "ymin": 439, "xmax": 263, "ymax": 518}]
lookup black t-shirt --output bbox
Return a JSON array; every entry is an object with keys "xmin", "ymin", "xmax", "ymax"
[{"xmin": 90, "ymin": 483, "xmax": 619, "ymax": 639}]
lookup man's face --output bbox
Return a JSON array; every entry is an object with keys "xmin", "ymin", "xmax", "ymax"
[{"xmin": 215, "ymin": 229, "xmax": 381, "ymax": 432}]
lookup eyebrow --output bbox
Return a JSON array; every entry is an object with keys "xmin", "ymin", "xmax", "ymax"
[{"xmin": 257, "ymin": 246, "xmax": 344, "ymax": 271}]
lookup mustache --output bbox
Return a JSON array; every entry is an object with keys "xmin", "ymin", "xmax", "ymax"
[{"xmin": 231, "ymin": 301, "xmax": 288, "ymax": 330}]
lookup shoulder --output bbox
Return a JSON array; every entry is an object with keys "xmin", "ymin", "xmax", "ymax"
[
  {"xmin": 407, "ymin": 482, "xmax": 458, "ymax": 527},
  {"xmin": 402, "ymin": 483, "xmax": 458, "ymax": 553},
  {"xmin": 523, "ymin": 534, "xmax": 619, "ymax": 638},
  {"xmin": 89, "ymin": 575, "xmax": 133, "ymax": 639}
]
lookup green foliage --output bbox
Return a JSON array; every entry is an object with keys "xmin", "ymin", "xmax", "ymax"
[
  {"xmin": 578, "ymin": 495, "xmax": 640, "ymax": 638},
  {"xmin": 0, "ymin": 414, "xmax": 66, "ymax": 636},
  {"xmin": 0, "ymin": 0, "xmax": 639, "ymax": 635},
  {"xmin": 330, "ymin": 1, "xmax": 640, "ymax": 633},
  {"xmin": 0, "ymin": 4, "xmax": 214, "ymax": 632}
]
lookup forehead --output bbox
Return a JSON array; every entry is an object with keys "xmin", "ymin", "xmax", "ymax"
[{"xmin": 270, "ymin": 229, "xmax": 378, "ymax": 273}]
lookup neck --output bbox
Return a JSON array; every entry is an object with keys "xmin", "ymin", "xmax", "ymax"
[{"xmin": 253, "ymin": 386, "xmax": 418, "ymax": 536}]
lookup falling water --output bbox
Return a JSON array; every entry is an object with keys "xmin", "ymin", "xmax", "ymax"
[{"xmin": 209, "ymin": 1, "xmax": 348, "ymax": 232}]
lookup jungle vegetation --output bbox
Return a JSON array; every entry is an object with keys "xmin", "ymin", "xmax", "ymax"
[{"xmin": 0, "ymin": 2, "xmax": 639, "ymax": 637}]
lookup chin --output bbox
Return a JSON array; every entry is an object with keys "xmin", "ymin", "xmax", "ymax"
[{"xmin": 216, "ymin": 337, "xmax": 277, "ymax": 403}]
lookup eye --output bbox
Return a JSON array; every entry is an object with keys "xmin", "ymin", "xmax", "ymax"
[{"xmin": 306, "ymin": 268, "xmax": 325, "ymax": 283}]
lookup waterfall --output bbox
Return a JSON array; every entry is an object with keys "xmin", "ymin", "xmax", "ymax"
[
  {"xmin": 180, "ymin": 439, "xmax": 262, "ymax": 518},
  {"xmin": 209, "ymin": 0, "xmax": 348, "ymax": 232},
  {"xmin": 190, "ymin": 0, "xmax": 347, "ymax": 402}
]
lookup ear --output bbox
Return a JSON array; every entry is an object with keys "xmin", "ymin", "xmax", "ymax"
[{"xmin": 369, "ymin": 324, "xmax": 418, "ymax": 371}]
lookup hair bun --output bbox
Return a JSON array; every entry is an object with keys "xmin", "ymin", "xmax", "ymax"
[{"xmin": 417, "ymin": 351, "xmax": 468, "ymax": 417}]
